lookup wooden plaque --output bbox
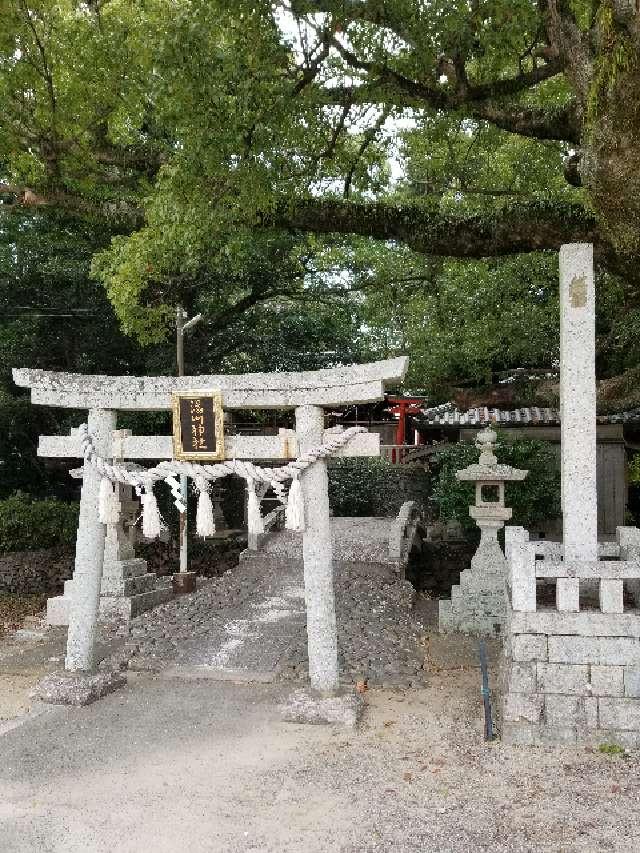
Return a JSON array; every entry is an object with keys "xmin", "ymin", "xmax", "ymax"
[{"xmin": 172, "ymin": 391, "xmax": 225, "ymax": 461}]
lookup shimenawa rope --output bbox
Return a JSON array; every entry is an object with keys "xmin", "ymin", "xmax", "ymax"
[{"xmin": 78, "ymin": 424, "xmax": 365, "ymax": 539}]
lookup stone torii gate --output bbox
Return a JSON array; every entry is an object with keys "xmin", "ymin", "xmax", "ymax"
[{"xmin": 14, "ymin": 358, "xmax": 407, "ymax": 703}]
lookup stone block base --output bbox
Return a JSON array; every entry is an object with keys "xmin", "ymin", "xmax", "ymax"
[
  {"xmin": 32, "ymin": 670, "xmax": 126, "ymax": 706},
  {"xmin": 100, "ymin": 584, "xmax": 173, "ymax": 621},
  {"xmin": 46, "ymin": 595, "xmax": 68, "ymax": 626},
  {"xmin": 280, "ymin": 688, "xmax": 364, "ymax": 727},
  {"xmin": 501, "ymin": 631, "xmax": 640, "ymax": 746},
  {"xmin": 439, "ymin": 566, "xmax": 506, "ymax": 636},
  {"xmin": 46, "ymin": 577, "xmax": 173, "ymax": 626},
  {"xmin": 172, "ymin": 572, "xmax": 197, "ymax": 594}
]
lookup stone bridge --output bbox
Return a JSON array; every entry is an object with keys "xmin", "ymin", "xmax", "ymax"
[
  {"xmin": 108, "ymin": 501, "xmax": 427, "ymax": 687},
  {"xmin": 245, "ymin": 501, "xmax": 423, "ymax": 581}
]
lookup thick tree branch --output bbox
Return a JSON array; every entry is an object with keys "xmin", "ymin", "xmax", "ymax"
[
  {"xmin": 322, "ymin": 83, "xmax": 580, "ymax": 142},
  {"xmin": 324, "ymin": 35, "xmax": 578, "ymax": 142},
  {"xmin": 329, "ymin": 33, "xmax": 565, "ymax": 102},
  {"xmin": 469, "ymin": 58, "xmax": 565, "ymax": 100},
  {"xmin": 268, "ymin": 196, "xmax": 599, "ymax": 257},
  {"xmin": 473, "ymin": 100, "xmax": 580, "ymax": 143}
]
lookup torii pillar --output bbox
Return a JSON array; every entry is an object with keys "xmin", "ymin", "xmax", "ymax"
[
  {"xmin": 386, "ymin": 397, "xmax": 424, "ymax": 445},
  {"xmin": 65, "ymin": 408, "xmax": 116, "ymax": 671},
  {"xmin": 296, "ymin": 405, "xmax": 339, "ymax": 690}
]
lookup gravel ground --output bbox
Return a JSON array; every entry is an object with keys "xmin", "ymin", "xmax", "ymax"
[
  {"xmin": 282, "ymin": 567, "xmax": 427, "ymax": 686},
  {"xmin": 2, "ymin": 561, "xmax": 639, "ymax": 851},
  {"xmin": 1, "ymin": 672, "xmax": 638, "ymax": 852},
  {"xmin": 103, "ymin": 559, "xmax": 427, "ymax": 687}
]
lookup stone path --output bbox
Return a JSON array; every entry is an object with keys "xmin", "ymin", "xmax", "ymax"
[
  {"xmin": 106, "ymin": 556, "xmax": 427, "ymax": 688},
  {"xmin": 3, "ymin": 669, "xmax": 639, "ymax": 853}
]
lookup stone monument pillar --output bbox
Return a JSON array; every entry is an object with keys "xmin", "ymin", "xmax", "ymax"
[
  {"xmin": 65, "ymin": 408, "xmax": 116, "ymax": 671},
  {"xmin": 560, "ymin": 243, "xmax": 598, "ymax": 561},
  {"xmin": 295, "ymin": 404, "xmax": 339, "ymax": 692}
]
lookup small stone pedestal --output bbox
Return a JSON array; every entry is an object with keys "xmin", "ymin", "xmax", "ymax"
[
  {"xmin": 47, "ymin": 480, "xmax": 172, "ymax": 625},
  {"xmin": 440, "ymin": 426, "xmax": 528, "ymax": 635},
  {"xmin": 32, "ymin": 670, "xmax": 126, "ymax": 706},
  {"xmin": 172, "ymin": 571, "xmax": 197, "ymax": 594},
  {"xmin": 280, "ymin": 688, "xmax": 364, "ymax": 727}
]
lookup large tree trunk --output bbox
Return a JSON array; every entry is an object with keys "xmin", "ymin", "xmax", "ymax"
[{"xmin": 546, "ymin": 2, "xmax": 640, "ymax": 255}]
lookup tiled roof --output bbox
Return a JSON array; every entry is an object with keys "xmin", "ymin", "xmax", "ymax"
[{"xmin": 417, "ymin": 405, "xmax": 640, "ymax": 427}]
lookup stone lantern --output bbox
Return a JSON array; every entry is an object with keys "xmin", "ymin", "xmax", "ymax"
[
  {"xmin": 439, "ymin": 425, "xmax": 528, "ymax": 635},
  {"xmin": 460, "ymin": 425, "xmax": 528, "ymax": 572}
]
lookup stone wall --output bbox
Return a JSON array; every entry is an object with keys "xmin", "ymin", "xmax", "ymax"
[
  {"xmin": 501, "ymin": 526, "xmax": 640, "ymax": 746},
  {"xmin": 409, "ymin": 539, "xmax": 476, "ymax": 596},
  {"xmin": 0, "ymin": 547, "xmax": 74, "ymax": 595}
]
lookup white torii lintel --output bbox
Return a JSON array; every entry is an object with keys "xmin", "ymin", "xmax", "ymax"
[{"xmin": 12, "ymin": 357, "xmax": 408, "ymax": 411}]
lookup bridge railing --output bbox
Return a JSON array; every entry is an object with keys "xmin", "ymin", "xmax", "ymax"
[{"xmin": 388, "ymin": 501, "xmax": 423, "ymax": 573}]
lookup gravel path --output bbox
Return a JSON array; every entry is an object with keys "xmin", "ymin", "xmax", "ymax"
[
  {"xmin": 1, "ymin": 673, "xmax": 638, "ymax": 852},
  {"xmin": 104, "ymin": 558, "xmax": 427, "ymax": 687}
]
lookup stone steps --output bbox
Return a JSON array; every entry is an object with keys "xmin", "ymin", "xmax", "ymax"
[
  {"xmin": 100, "ymin": 572, "xmax": 158, "ymax": 597},
  {"xmin": 100, "ymin": 585, "xmax": 173, "ymax": 621},
  {"xmin": 257, "ymin": 519, "xmax": 395, "ymax": 565},
  {"xmin": 47, "ymin": 572, "xmax": 173, "ymax": 626}
]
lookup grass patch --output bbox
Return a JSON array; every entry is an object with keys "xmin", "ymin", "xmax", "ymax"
[{"xmin": 598, "ymin": 743, "xmax": 625, "ymax": 755}]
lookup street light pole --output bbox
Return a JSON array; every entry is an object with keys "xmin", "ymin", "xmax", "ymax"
[{"xmin": 176, "ymin": 305, "xmax": 203, "ymax": 574}]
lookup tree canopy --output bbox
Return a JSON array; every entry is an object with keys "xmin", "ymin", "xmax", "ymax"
[{"xmin": 0, "ymin": 1, "xmax": 639, "ymax": 384}]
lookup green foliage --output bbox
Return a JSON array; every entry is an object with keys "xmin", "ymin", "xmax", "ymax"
[
  {"xmin": 328, "ymin": 458, "xmax": 429, "ymax": 517},
  {"xmin": 399, "ymin": 116, "xmax": 575, "ymax": 215},
  {"xmin": 628, "ymin": 454, "xmax": 640, "ymax": 485},
  {"xmin": 0, "ymin": 0, "xmax": 638, "ymax": 418},
  {"xmin": 216, "ymin": 298, "xmax": 372, "ymax": 374},
  {"xmin": 0, "ymin": 0, "xmax": 592, "ymax": 344},
  {"xmin": 598, "ymin": 742, "xmax": 625, "ymax": 755},
  {"xmin": 430, "ymin": 433, "xmax": 561, "ymax": 531},
  {"xmin": 0, "ymin": 210, "xmax": 149, "ymax": 380},
  {"xmin": 0, "ymin": 209, "xmax": 171, "ymax": 499},
  {"xmin": 0, "ymin": 209, "xmax": 377, "ymax": 500},
  {"xmin": 354, "ymin": 248, "xmax": 560, "ymax": 393},
  {"xmin": 0, "ymin": 492, "xmax": 78, "ymax": 553}
]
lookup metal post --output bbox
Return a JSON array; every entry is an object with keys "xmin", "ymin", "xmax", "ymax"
[
  {"xmin": 478, "ymin": 640, "xmax": 494, "ymax": 741},
  {"xmin": 175, "ymin": 305, "xmax": 203, "ymax": 574},
  {"xmin": 176, "ymin": 306, "xmax": 188, "ymax": 573}
]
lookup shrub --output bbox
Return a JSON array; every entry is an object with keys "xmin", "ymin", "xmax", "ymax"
[
  {"xmin": 0, "ymin": 491, "xmax": 79, "ymax": 553},
  {"xmin": 328, "ymin": 457, "xmax": 430, "ymax": 517},
  {"xmin": 430, "ymin": 433, "xmax": 561, "ymax": 532}
]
